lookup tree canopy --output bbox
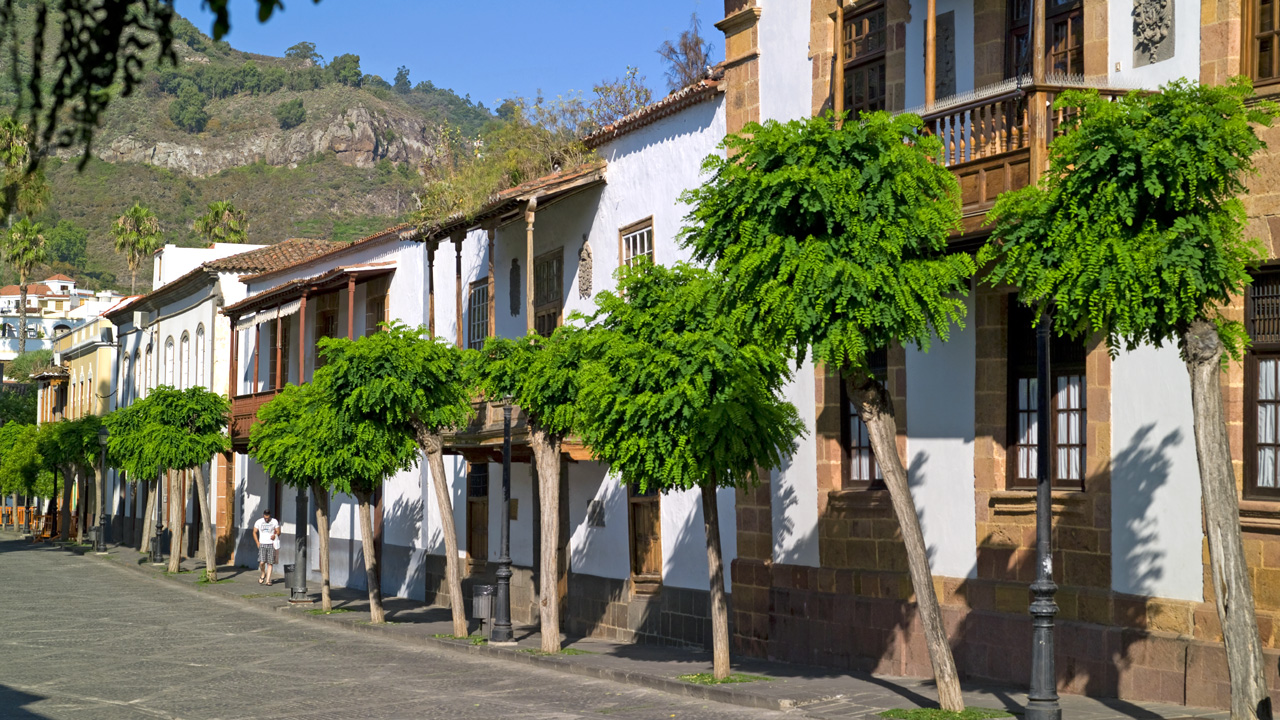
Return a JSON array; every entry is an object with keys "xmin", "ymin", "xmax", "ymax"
[
  {"xmin": 194, "ymin": 201, "xmax": 250, "ymax": 245},
  {"xmin": 112, "ymin": 203, "xmax": 162, "ymax": 293},
  {"xmin": 578, "ymin": 263, "xmax": 803, "ymax": 494},
  {"xmin": 0, "ymin": 423, "xmax": 53, "ymax": 498},
  {"xmin": 105, "ymin": 386, "xmax": 229, "ymax": 479},
  {"xmin": 473, "ymin": 329, "xmax": 585, "ymax": 438},
  {"xmin": 680, "ymin": 112, "xmax": 971, "ymax": 374},
  {"xmin": 979, "ymin": 79, "xmax": 1278, "ymax": 355}
]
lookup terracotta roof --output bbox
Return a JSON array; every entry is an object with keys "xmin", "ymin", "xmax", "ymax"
[
  {"xmin": 202, "ymin": 239, "xmax": 339, "ymax": 275},
  {"xmin": 583, "ymin": 68, "xmax": 725, "ymax": 149},
  {"xmin": 44, "ymin": 273, "xmax": 75, "ymax": 282},
  {"xmin": 422, "ymin": 162, "xmax": 609, "ymax": 241},
  {"xmin": 0, "ymin": 283, "xmax": 52, "ymax": 296},
  {"xmin": 239, "ymin": 224, "xmax": 421, "ymax": 284}
]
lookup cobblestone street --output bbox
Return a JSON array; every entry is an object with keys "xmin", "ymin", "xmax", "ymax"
[{"xmin": 0, "ymin": 539, "xmax": 790, "ymax": 720}]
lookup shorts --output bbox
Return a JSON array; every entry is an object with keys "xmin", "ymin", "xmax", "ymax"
[{"xmin": 258, "ymin": 544, "xmax": 278, "ymax": 565}]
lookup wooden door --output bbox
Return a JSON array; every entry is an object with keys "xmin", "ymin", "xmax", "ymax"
[{"xmin": 628, "ymin": 487, "xmax": 661, "ymax": 581}]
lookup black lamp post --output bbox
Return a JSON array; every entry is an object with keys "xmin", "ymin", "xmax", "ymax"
[
  {"xmin": 95, "ymin": 426, "xmax": 109, "ymax": 553},
  {"xmin": 491, "ymin": 394, "xmax": 515, "ymax": 645},
  {"xmin": 289, "ymin": 486, "xmax": 310, "ymax": 603},
  {"xmin": 151, "ymin": 476, "xmax": 165, "ymax": 565},
  {"xmin": 1026, "ymin": 310, "xmax": 1061, "ymax": 720}
]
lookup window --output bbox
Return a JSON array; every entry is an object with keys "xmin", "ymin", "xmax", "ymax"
[
  {"xmin": 466, "ymin": 462, "xmax": 489, "ymax": 568},
  {"xmin": 620, "ymin": 219, "xmax": 654, "ymax": 267},
  {"xmin": 268, "ymin": 317, "xmax": 293, "ymax": 389},
  {"xmin": 628, "ymin": 483, "xmax": 662, "ymax": 582},
  {"xmin": 1249, "ymin": 0, "xmax": 1280, "ymax": 84},
  {"xmin": 1007, "ymin": 0, "xmax": 1083, "ymax": 78},
  {"xmin": 467, "ymin": 281, "xmax": 490, "ymax": 350},
  {"xmin": 533, "ymin": 248, "xmax": 564, "ymax": 338},
  {"xmin": 364, "ymin": 277, "xmax": 389, "ymax": 337},
  {"xmin": 164, "ymin": 337, "xmax": 175, "ymax": 387},
  {"xmin": 1007, "ymin": 302, "xmax": 1087, "ymax": 489},
  {"xmin": 842, "ymin": 1, "xmax": 887, "ymax": 116},
  {"xmin": 195, "ymin": 325, "xmax": 205, "ymax": 389},
  {"xmin": 180, "ymin": 332, "xmax": 190, "ymax": 389},
  {"xmin": 314, "ymin": 293, "xmax": 340, "ymax": 368},
  {"xmin": 1247, "ymin": 268, "xmax": 1280, "ymax": 496},
  {"xmin": 841, "ymin": 349, "xmax": 888, "ymax": 489}
]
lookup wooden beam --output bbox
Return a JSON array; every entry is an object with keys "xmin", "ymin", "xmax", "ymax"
[
  {"xmin": 1029, "ymin": 0, "xmax": 1048, "ymax": 181},
  {"xmin": 427, "ymin": 243, "xmax": 436, "ymax": 337},
  {"xmin": 525, "ymin": 198, "xmax": 537, "ymax": 334},
  {"xmin": 229, "ymin": 316, "xmax": 240, "ymax": 398},
  {"xmin": 274, "ymin": 315, "xmax": 283, "ymax": 390},
  {"xmin": 346, "ymin": 275, "xmax": 356, "ymax": 340},
  {"xmin": 453, "ymin": 232, "xmax": 464, "ymax": 349},
  {"xmin": 298, "ymin": 292, "xmax": 308, "ymax": 384},
  {"xmin": 487, "ymin": 228, "xmax": 496, "ymax": 340},
  {"xmin": 925, "ymin": 0, "xmax": 937, "ymax": 109}
]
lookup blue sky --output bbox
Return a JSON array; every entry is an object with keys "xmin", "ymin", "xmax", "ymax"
[{"xmin": 174, "ymin": 0, "xmax": 720, "ymax": 110}]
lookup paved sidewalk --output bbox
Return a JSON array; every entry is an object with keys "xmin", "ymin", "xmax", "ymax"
[{"xmin": 27, "ymin": 532, "xmax": 1228, "ymax": 720}]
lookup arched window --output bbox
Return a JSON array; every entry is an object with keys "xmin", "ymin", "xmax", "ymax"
[
  {"xmin": 195, "ymin": 324, "xmax": 206, "ymax": 389},
  {"xmin": 164, "ymin": 337, "xmax": 175, "ymax": 387},
  {"xmin": 180, "ymin": 332, "xmax": 190, "ymax": 389},
  {"xmin": 144, "ymin": 344, "xmax": 153, "ymax": 396},
  {"xmin": 53, "ymin": 323, "xmax": 70, "ymax": 337}
]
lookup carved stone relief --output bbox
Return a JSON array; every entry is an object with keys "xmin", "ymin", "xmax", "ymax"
[
  {"xmin": 933, "ymin": 11, "xmax": 956, "ymax": 100},
  {"xmin": 578, "ymin": 234, "xmax": 593, "ymax": 300},
  {"xmin": 509, "ymin": 258, "xmax": 521, "ymax": 317},
  {"xmin": 1134, "ymin": 0, "xmax": 1174, "ymax": 66}
]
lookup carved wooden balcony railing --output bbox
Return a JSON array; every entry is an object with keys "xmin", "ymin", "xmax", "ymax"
[
  {"xmin": 917, "ymin": 82, "xmax": 1131, "ymax": 234},
  {"xmin": 442, "ymin": 398, "xmax": 592, "ymax": 463},
  {"xmin": 229, "ymin": 389, "xmax": 280, "ymax": 446}
]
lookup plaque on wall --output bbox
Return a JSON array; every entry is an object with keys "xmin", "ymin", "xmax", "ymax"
[{"xmin": 1134, "ymin": 0, "xmax": 1174, "ymax": 66}]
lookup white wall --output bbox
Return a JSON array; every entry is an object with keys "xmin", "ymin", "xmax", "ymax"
[
  {"xmin": 905, "ymin": 293, "xmax": 978, "ymax": 579},
  {"xmin": 1111, "ymin": 343, "xmax": 1203, "ymax": 602},
  {"xmin": 1109, "ymin": 0, "xmax": 1201, "ymax": 88},
  {"xmin": 773, "ymin": 358, "xmax": 820, "ymax": 566},
  {"xmin": 568, "ymin": 461, "xmax": 630, "ymax": 580},
  {"xmin": 759, "ymin": 0, "xmax": 815, "ymax": 123},
  {"xmin": 905, "ymin": 0, "xmax": 976, "ymax": 107},
  {"xmin": 153, "ymin": 243, "xmax": 264, "ymax": 289}
]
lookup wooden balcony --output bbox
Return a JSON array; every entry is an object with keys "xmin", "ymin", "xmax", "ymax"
[
  {"xmin": 230, "ymin": 389, "xmax": 280, "ymax": 448},
  {"xmin": 442, "ymin": 398, "xmax": 592, "ymax": 464},
  {"xmin": 918, "ymin": 82, "xmax": 1130, "ymax": 237}
]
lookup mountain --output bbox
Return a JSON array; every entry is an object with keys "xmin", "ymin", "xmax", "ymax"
[{"xmin": 0, "ymin": 8, "xmax": 494, "ymax": 290}]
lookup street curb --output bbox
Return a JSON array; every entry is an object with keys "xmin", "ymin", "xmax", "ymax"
[{"xmin": 80, "ymin": 545, "xmax": 797, "ymax": 714}]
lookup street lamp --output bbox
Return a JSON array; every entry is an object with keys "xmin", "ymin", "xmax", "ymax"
[
  {"xmin": 1026, "ymin": 310, "xmax": 1061, "ymax": 720},
  {"xmin": 151, "ymin": 477, "xmax": 165, "ymax": 566},
  {"xmin": 289, "ymin": 485, "xmax": 310, "ymax": 603},
  {"xmin": 491, "ymin": 394, "xmax": 515, "ymax": 645},
  {"xmin": 95, "ymin": 426, "xmax": 109, "ymax": 553}
]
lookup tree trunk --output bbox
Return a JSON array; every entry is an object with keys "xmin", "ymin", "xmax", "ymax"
[
  {"xmin": 93, "ymin": 463, "xmax": 104, "ymax": 546},
  {"xmin": 17, "ymin": 282, "xmax": 26, "ymax": 355},
  {"xmin": 846, "ymin": 372, "xmax": 964, "ymax": 712},
  {"xmin": 416, "ymin": 424, "xmax": 466, "ymax": 637},
  {"xmin": 141, "ymin": 478, "xmax": 158, "ymax": 554},
  {"xmin": 530, "ymin": 425, "xmax": 562, "ymax": 653},
  {"xmin": 167, "ymin": 471, "xmax": 183, "ymax": 573},
  {"xmin": 76, "ymin": 468, "xmax": 87, "ymax": 543},
  {"xmin": 1185, "ymin": 320, "xmax": 1272, "ymax": 720},
  {"xmin": 310, "ymin": 480, "xmax": 332, "ymax": 612},
  {"xmin": 59, "ymin": 467, "xmax": 72, "ymax": 541},
  {"xmin": 354, "ymin": 488, "xmax": 385, "ymax": 623},
  {"xmin": 700, "ymin": 477, "xmax": 731, "ymax": 680},
  {"xmin": 193, "ymin": 464, "xmax": 218, "ymax": 582}
]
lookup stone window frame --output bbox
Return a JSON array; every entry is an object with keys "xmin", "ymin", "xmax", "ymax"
[
  {"xmin": 1244, "ymin": 265, "xmax": 1280, "ymax": 499},
  {"xmin": 1244, "ymin": 0, "xmax": 1280, "ymax": 88},
  {"xmin": 1005, "ymin": 300, "xmax": 1088, "ymax": 490},
  {"xmin": 1006, "ymin": 0, "xmax": 1085, "ymax": 78}
]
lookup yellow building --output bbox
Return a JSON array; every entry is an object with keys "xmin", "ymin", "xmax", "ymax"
[{"xmin": 37, "ymin": 314, "xmax": 118, "ymax": 423}]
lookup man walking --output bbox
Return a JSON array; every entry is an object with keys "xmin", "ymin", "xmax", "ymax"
[{"xmin": 254, "ymin": 508, "xmax": 280, "ymax": 585}]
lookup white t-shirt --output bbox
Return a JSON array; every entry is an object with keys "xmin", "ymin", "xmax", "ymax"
[{"xmin": 254, "ymin": 518, "xmax": 280, "ymax": 548}]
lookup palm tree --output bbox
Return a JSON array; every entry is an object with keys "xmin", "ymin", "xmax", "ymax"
[
  {"xmin": 193, "ymin": 201, "xmax": 249, "ymax": 245},
  {"xmin": 3, "ymin": 219, "xmax": 47, "ymax": 354},
  {"xmin": 0, "ymin": 115, "xmax": 50, "ymax": 227},
  {"xmin": 112, "ymin": 203, "xmax": 161, "ymax": 294}
]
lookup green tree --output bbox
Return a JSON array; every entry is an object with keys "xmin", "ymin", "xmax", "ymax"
[
  {"xmin": 656, "ymin": 13, "xmax": 715, "ymax": 91},
  {"xmin": 194, "ymin": 200, "xmax": 250, "ymax": 245},
  {"xmin": 317, "ymin": 322, "xmax": 472, "ymax": 628},
  {"xmin": 589, "ymin": 67, "xmax": 653, "ymax": 128},
  {"xmin": 577, "ymin": 264, "xmax": 803, "ymax": 679},
  {"xmin": 273, "ymin": 98, "xmax": 306, "ymax": 130},
  {"xmin": 679, "ymin": 112, "xmax": 972, "ymax": 703},
  {"xmin": 329, "ymin": 53, "xmax": 362, "ymax": 87},
  {"xmin": 112, "ymin": 203, "xmax": 162, "ymax": 293},
  {"xmin": 169, "ymin": 80, "xmax": 209, "ymax": 133},
  {"xmin": 250, "ymin": 382, "xmax": 416, "ymax": 613},
  {"xmin": 284, "ymin": 40, "xmax": 323, "ymax": 67},
  {"xmin": 474, "ymin": 329, "xmax": 586, "ymax": 652},
  {"xmin": 5, "ymin": 349, "xmax": 52, "ymax": 380},
  {"xmin": 3, "ymin": 218, "xmax": 47, "ymax": 354},
  {"xmin": 0, "ymin": 383, "xmax": 35, "ymax": 425},
  {"xmin": 104, "ymin": 397, "xmax": 163, "ymax": 554},
  {"xmin": 394, "ymin": 65, "xmax": 411, "ymax": 94},
  {"xmin": 0, "ymin": 423, "xmax": 54, "ymax": 531},
  {"xmin": 0, "ymin": 115, "xmax": 50, "ymax": 225},
  {"xmin": 44, "ymin": 219, "xmax": 88, "ymax": 270},
  {"xmin": 979, "ymin": 79, "xmax": 1279, "ymax": 720},
  {"xmin": 37, "ymin": 416, "xmax": 100, "ymax": 542}
]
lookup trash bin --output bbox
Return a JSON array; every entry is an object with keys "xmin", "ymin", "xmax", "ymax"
[
  {"xmin": 284, "ymin": 563, "xmax": 297, "ymax": 590},
  {"xmin": 472, "ymin": 584, "xmax": 495, "ymax": 620}
]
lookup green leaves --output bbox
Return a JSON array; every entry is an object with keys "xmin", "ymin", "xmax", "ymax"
[
  {"xmin": 679, "ymin": 111, "xmax": 972, "ymax": 373},
  {"xmin": 0, "ymin": 423, "xmax": 52, "ymax": 497},
  {"xmin": 576, "ymin": 263, "xmax": 803, "ymax": 494},
  {"xmin": 473, "ymin": 329, "xmax": 585, "ymax": 439},
  {"xmin": 103, "ymin": 386, "xmax": 229, "ymax": 482},
  {"xmin": 980, "ymin": 78, "xmax": 1277, "ymax": 357}
]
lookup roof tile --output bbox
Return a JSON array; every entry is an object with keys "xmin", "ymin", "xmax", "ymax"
[{"xmin": 203, "ymin": 239, "xmax": 338, "ymax": 275}]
